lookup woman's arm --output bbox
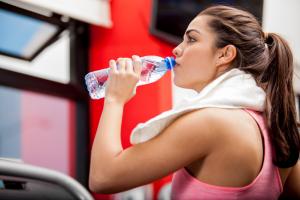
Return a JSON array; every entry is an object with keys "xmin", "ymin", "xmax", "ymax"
[
  {"xmin": 89, "ymin": 99, "xmax": 124, "ymax": 192},
  {"xmin": 89, "ymin": 106, "xmax": 218, "ymax": 194},
  {"xmin": 89, "ymin": 56, "xmax": 142, "ymax": 192},
  {"xmin": 88, "ymin": 56, "xmax": 219, "ymax": 194}
]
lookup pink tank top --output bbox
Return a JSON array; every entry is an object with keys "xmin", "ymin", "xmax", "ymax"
[{"xmin": 171, "ymin": 109, "xmax": 283, "ymax": 200}]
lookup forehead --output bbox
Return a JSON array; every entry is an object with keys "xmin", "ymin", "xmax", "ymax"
[{"xmin": 186, "ymin": 15, "xmax": 211, "ymax": 34}]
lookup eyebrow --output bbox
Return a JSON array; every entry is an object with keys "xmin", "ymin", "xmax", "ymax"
[{"xmin": 185, "ymin": 29, "xmax": 201, "ymax": 36}]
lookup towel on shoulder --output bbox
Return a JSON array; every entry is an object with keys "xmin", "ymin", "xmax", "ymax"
[{"xmin": 130, "ymin": 68, "xmax": 266, "ymax": 144}]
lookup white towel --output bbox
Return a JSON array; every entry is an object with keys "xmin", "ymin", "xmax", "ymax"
[{"xmin": 130, "ymin": 68, "xmax": 266, "ymax": 144}]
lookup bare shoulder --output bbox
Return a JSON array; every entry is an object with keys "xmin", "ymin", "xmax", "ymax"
[
  {"xmin": 149, "ymin": 107, "xmax": 241, "ymax": 154},
  {"xmin": 168, "ymin": 108, "xmax": 247, "ymax": 147},
  {"xmin": 202, "ymin": 108, "xmax": 263, "ymax": 147},
  {"xmin": 156, "ymin": 107, "xmax": 226, "ymax": 152},
  {"xmin": 184, "ymin": 108, "xmax": 264, "ymax": 187},
  {"xmin": 181, "ymin": 107, "xmax": 264, "ymax": 164},
  {"xmin": 178, "ymin": 107, "xmax": 239, "ymax": 127},
  {"xmin": 181, "ymin": 107, "xmax": 254, "ymax": 137},
  {"xmin": 171, "ymin": 107, "xmax": 234, "ymax": 137}
]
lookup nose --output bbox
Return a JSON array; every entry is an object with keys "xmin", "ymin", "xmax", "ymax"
[{"xmin": 172, "ymin": 44, "xmax": 183, "ymax": 57}]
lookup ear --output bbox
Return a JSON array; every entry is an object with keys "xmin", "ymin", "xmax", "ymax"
[{"xmin": 215, "ymin": 44, "xmax": 237, "ymax": 68}]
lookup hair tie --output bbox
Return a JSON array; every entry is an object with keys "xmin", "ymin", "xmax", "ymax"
[{"xmin": 264, "ymin": 32, "xmax": 269, "ymax": 43}]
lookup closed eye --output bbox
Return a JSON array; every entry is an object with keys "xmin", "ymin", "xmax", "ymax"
[{"xmin": 187, "ymin": 35, "xmax": 196, "ymax": 43}]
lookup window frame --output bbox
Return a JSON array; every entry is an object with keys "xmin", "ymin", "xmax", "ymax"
[
  {"xmin": 0, "ymin": 5, "xmax": 90, "ymax": 186},
  {"xmin": 0, "ymin": 1, "xmax": 68, "ymax": 61}
]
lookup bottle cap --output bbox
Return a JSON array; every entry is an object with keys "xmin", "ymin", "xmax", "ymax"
[{"xmin": 164, "ymin": 57, "xmax": 176, "ymax": 70}]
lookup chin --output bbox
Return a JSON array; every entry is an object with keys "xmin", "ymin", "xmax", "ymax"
[
  {"xmin": 173, "ymin": 80, "xmax": 189, "ymax": 89},
  {"xmin": 174, "ymin": 79, "xmax": 204, "ymax": 92},
  {"xmin": 173, "ymin": 78, "xmax": 181, "ymax": 87}
]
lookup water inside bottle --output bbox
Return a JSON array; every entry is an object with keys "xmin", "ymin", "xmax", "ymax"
[
  {"xmin": 85, "ymin": 57, "xmax": 169, "ymax": 99},
  {"xmin": 138, "ymin": 60, "xmax": 167, "ymax": 85}
]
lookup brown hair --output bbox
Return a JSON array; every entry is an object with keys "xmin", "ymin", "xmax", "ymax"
[{"xmin": 199, "ymin": 5, "xmax": 299, "ymax": 168}]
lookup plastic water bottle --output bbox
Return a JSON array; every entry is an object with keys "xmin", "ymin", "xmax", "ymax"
[{"xmin": 85, "ymin": 56, "xmax": 175, "ymax": 99}]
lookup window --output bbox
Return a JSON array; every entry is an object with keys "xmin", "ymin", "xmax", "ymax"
[
  {"xmin": 0, "ymin": 1, "xmax": 89, "ymax": 186},
  {"xmin": 0, "ymin": 2, "xmax": 67, "ymax": 61}
]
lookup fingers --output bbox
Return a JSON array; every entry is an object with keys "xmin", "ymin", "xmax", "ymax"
[
  {"xmin": 117, "ymin": 58, "xmax": 126, "ymax": 73},
  {"xmin": 132, "ymin": 55, "xmax": 142, "ymax": 74},
  {"xmin": 126, "ymin": 59, "xmax": 134, "ymax": 73},
  {"xmin": 115, "ymin": 56, "xmax": 142, "ymax": 75},
  {"xmin": 106, "ymin": 56, "xmax": 141, "ymax": 102},
  {"xmin": 109, "ymin": 59, "xmax": 117, "ymax": 73},
  {"xmin": 116, "ymin": 58, "xmax": 133, "ymax": 72}
]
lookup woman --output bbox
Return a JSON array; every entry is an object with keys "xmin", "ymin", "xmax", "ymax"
[{"xmin": 89, "ymin": 5, "xmax": 300, "ymax": 199}]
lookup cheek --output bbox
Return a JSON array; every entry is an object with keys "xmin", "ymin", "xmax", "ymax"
[
  {"xmin": 193, "ymin": 47, "xmax": 217, "ymax": 76},
  {"xmin": 188, "ymin": 44, "xmax": 215, "ymax": 68},
  {"xmin": 174, "ymin": 48, "xmax": 217, "ymax": 88}
]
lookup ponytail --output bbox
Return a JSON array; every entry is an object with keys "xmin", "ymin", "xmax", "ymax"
[
  {"xmin": 200, "ymin": 5, "xmax": 300, "ymax": 168},
  {"xmin": 263, "ymin": 33, "xmax": 300, "ymax": 168}
]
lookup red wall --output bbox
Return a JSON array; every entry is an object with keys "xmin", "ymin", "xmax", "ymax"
[
  {"xmin": 89, "ymin": 0, "xmax": 174, "ymax": 199},
  {"xmin": 21, "ymin": 91, "xmax": 75, "ymax": 177}
]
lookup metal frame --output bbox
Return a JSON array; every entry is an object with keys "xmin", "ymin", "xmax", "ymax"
[
  {"xmin": 0, "ymin": 1, "xmax": 68, "ymax": 61},
  {"xmin": 0, "ymin": 159, "xmax": 93, "ymax": 200},
  {"xmin": 0, "ymin": 67, "xmax": 88, "ymax": 101},
  {"xmin": 69, "ymin": 20, "xmax": 90, "ymax": 187},
  {"xmin": 149, "ymin": 0, "xmax": 181, "ymax": 45},
  {"xmin": 149, "ymin": 0, "xmax": 264, "ymax": 45}
]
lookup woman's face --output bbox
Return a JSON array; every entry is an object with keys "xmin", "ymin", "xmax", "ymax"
[{"xmin": 172, "ymin": 15, "xmax": 225, "ymax": 92}]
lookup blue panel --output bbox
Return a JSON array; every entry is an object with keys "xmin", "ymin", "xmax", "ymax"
[
  {"xmin": 0, "ymin": 8, "xmax": 56, "ymax": 58},
  {"xmin": 0, "ymin": 86, "xmax": 21, "ymax": 158}
]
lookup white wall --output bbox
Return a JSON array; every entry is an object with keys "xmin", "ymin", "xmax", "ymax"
[
  {"xmin": 263, "ymin": 0, "xmax": 300, "ymax": 94},
  {"xmin": 172, "ymin": 1, "xmax": 300, "ymax": 107},
  {"xmin": 2, "ymin": 0, "xmax": 112, "ymax": 27}
]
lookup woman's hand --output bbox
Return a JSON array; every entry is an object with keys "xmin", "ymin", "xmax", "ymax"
[{"xmin": 105, "ymin": 55, "xmax": 142, "ymax": 104}]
